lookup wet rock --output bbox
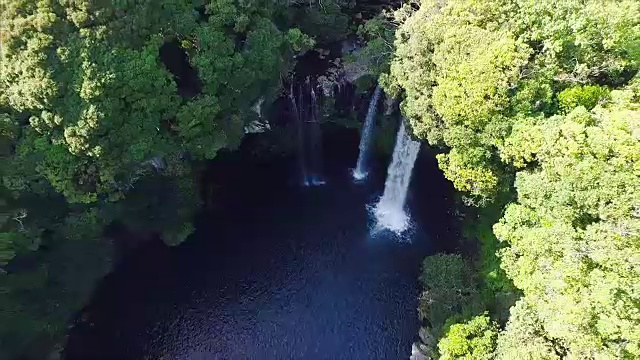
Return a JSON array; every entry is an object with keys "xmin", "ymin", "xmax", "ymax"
[
  {"xmin": 410, "ymin": 342, "xmax": 430, "ymax": 360},
  {"xmin": 343, "ymin": 54, "xmax": 371, "ymax": 82},
  {"xmin": 244, "ymin": 118, "xmax": 271, "ymax": 134},
  {"xmin": 419, "ymin": 326, "xmax": 436, "ymax": 347},
  {"xmin": 252, "ymin": 97, "xmax": 265, "ymax": 118},
  {"xmin": 317, "ymin": 59, "xmax": 346, "ymax": 97},
  {"xmin": 384, "ymin": 95, "xmax": 396, "ymax": 115}
]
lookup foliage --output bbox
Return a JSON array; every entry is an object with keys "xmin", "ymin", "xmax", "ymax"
[
  {"xmin": 0, "ymin": 207, "xmax": 111, "ymax": 360},
  {"xmin": 105, "ymin": 165, "xmax": 200, "ymax": 246},
  {"xmin": 0, "ymin": 0, "xmax": 309, "ymax": 357},
  {"xmin": 348, "ymin": 13, "xmax": 397, "ymax": 76},
  {"xmin": 419, "ymin": 254, "xmax": 477, "ymax": 332},
  {"xmin": 392, "ymin": 1, "xmax": 640, "ymax": 358},
  {"xmin": 437, "ymin": 314, "xmax": 498, "ymax": 360},
  {"xmin": 557, "ymin": 85, "xmax": 611, "ymax": 114},
  {"xmin": 495, "ymin": 299, "xmax": 561, "ymax": 360},
  {"xmin": 386, "ymin": 0, "xmax": 640, "ymax": 201},
  {"xmin": 494, "ymin": 88, "xmax": 640, "ymax": 357},
  {"xmin": 289, "ymin": 0, "xmax": 350, "ymax": 43},
  {"xmin": 285, "ymin": 28, "xmax": 316, "ymax": 53},
  {"xmin": 461, "ymin": 194, "xmax": 518, "ymax": 325}
]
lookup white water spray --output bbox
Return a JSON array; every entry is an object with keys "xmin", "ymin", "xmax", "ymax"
[
  {"xmin": 374, "ymin": 119, "xmax": 421, "ymax": 233},
  {"xmin": 353, "ymin": 85, "xmax": 383, "ymax": 181},
  {"xmin": 289, "ymin": 80, "xmax": 325, "ymax": 187}
]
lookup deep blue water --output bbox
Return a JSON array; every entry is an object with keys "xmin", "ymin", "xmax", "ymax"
[{"xmin": 64, "ymin": 127, "xmax": 458, "ymax": 359}]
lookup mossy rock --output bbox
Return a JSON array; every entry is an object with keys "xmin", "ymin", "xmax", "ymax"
[
  {"xmin": 353, "ymin": 74, "xmax": 377, "ymax": 95},
  {"xmin": 374, "ymin": 115, "xmax": 398, "ymax": 155}
]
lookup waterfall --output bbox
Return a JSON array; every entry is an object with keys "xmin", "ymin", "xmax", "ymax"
[
  {"xmin": 308, "ymin": 86, "xmax": 325, "ymax": 185},
  {"xmin": 374, "ymin": 119, "xmax": 421, "ymax": 233},
  {"xmin": 353, "ymin": 84, "xmax": 383, "ymax": 181},
  {"xmin": 289, "ymin": 79, "xmax": 325, "ymax": 186},
  {"xmin": 290, "ymin": 84, "xmax": 309, "ymax": 186}
]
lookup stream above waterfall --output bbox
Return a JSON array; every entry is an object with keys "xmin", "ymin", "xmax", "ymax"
[{"xmin": 63, "ymin": 126, "xmax": 459, "ymax": 359}]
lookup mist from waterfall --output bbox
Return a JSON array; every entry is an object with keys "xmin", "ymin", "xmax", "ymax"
[
  {"xmin": 374, "ymin": 119, "xmax": 421, "ymax": 233},
  {"xmin": 289, "ymin": 79, "xmax": 325, "ymax": 186},
  {"xmin": 353, "ymin": 84, "xmax": 383, "ymax": 181}
]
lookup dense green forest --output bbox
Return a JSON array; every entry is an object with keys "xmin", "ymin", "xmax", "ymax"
[
  {"xmin": 1, "ymin": 0, "xmax": 639, "ymax": 359},
  {"xmin": 385, "ymin": 1, "xmax": 639, "ymax": 359},
  {"xmin": 0, "ymin": 0, "xmax": 326, "ymax": 357}
]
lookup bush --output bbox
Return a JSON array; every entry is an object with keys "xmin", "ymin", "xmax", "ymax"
[
  {"xmin": 285, "ymin": 28, "xmax": 315, "ymax": 53},
  {"xmin": 438, "ymin": 314, "xmax": 498, "ymax": 360},
  {"xmin": 557, "ymin": 85, "xmax": 610, "ymax": 113},
  {"xmin": 419, "ymin": 254, "xmax": 477, "ymax": 332}
]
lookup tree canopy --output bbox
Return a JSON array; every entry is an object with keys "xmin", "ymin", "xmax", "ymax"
[
  {"xmin": 1, "ymin": 0, "xmax": 639, "ymax": 358},
  {"xmin": 381, "ymin": 0, "xmax": 640, "ymax": 358},
  {"xmin": 495, "ymin": 83, "xmax": 640, "ymax": 358},
  {"xmin": 387, "ymin": 0, "xmax": 640, "ymax": 202},
  {"xmin": 0, "ymin": 0, "xmax": 320, "ymax": 357}
]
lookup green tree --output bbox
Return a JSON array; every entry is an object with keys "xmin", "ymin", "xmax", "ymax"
[
  {"xmin": 495, "ymin": 299, "xmax": 561, "ymax": 360},
  {"xmin": 419, "ymin": 254, "xmax": 477, "ymax": 333},
  {"xmin": 557, "ymin": 85, "xmax": 611, "ymax": 114},
  {"xmin": 495, "ymin": 84, "xmax": 640, "ymax": 357},
  {"xmin": 0, "ymin": 1, "xmax": 309, "ymax": 358},
  {"xmin": 346, "ymin": 13, "xmax": 398, "ymax": 77},
  {"xmin": 285, "ymin": 28, "xmax": 315, "ymax": 53},
  {"xmin": 438, "ymin": 314, "xmax": 498, "ymax": 360},
  {"xmin": 386, "ymin": 0, "xmax": 640, "ymax": 201},
  {"xmin": 289, "ymin": 0, "xmax": 350, "ymax": 43},
  {"xmin": 388, "ymin": 2, "xmax": 640, "ymax": 358}
]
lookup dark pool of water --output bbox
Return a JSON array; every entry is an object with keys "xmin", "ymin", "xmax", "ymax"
[{"xmin": 64, "ymin": 127, "xmax": 458, "ymax": 359}]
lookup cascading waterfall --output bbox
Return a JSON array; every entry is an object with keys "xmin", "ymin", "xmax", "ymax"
[
  {"xmin": 308, "ymin": 86, "xmax": 325, "ymax": 185},
  {"xmin": 374, "ymin": 119, "xmax": 421, "ymax": 233},
  {"xmin": 353, "ymin": 84, "xmax": 383, "ymax": 181},
  {"xmin": 290, "ymin": 84, "xmax": 309, "ymax": 186},
  {"xmin": 289, "ymin": 78, "xmax": 325, "ymax": 186}
]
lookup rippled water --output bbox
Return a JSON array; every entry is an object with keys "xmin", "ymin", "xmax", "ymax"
[{"xmin": 64, "ymin": 128, "xmax": 457, "ymax": 359}]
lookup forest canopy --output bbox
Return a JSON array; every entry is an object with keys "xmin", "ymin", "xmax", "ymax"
[
  {"xmin": 0, "ymin": 0, "xmax": 325, "ymax": 357},
  {"xmin": 384, "ymin": 0, "xmax": 640, "ymax": 358},
  {"xmin": 0, "ymin": 0, "xmax": 639, "ymax": 358}
]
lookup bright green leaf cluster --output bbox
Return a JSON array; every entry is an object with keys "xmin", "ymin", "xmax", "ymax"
[
  {"xmin": 557, "ymin": 85, "xmax": 611, "ymax": 114},
  {"xmin": 495, "ymin": 93, "xmax": 640, "ymax": 357},
  {"xmin": 438, "ymin": 314, "xmax": 498, "ymax": 360}
]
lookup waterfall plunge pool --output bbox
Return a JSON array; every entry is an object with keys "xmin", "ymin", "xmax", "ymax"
[{"xmin": 63, "ymin": 126, "xmax": 459, "ymax": 359}]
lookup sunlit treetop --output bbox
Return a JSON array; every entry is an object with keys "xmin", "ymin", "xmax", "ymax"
[{"xmin": 386, "ymin": 0, "xmax": 640, "ymax": 201}]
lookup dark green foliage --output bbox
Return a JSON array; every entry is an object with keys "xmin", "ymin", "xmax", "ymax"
[
  {"xmin": 106, "ymin": 168, "xmax": 200, "ymax": 246},
  {"xmin": 348, "ymin": 13, "xmax": 397, "ymax": 76},
  {"xmin": 352, "ymin": 74, "xmax": 377, "ymax": 94},
  {"xmin": 0, "ymin": 0, "xmax": 310, "ymax": 357},
  {"xmin": 419, "ymin": 254, "xmax": 477, "ymax": 332},
  {"xmin": 0, "ymin": 208, "xmax": 111, "ymax": 360},
  {"xmin": 291, "ymin": 1, "xmax": 350, "ymax": 43}
]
